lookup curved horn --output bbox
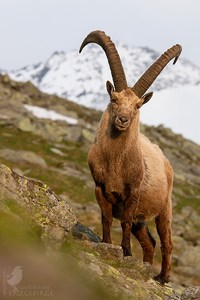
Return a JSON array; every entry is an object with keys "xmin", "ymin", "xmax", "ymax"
[
  {"xmin": 79, "ymin": 30, "xmax": 127, "ymax": 92},
  {"xmin": 132, "ymin": 44, "xmax": 182, "ymax": 97}
]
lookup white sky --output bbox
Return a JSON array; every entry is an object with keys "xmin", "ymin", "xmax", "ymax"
[{"xmin": 0, "ymin": 0, "xmax": 200, "ymax": 70}]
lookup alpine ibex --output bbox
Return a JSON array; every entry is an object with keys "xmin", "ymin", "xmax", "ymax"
[{"xmin": 79, "ymin": 30, "xmax": 182, "ymax": 284}]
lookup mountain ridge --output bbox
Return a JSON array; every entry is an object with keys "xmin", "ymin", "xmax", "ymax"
[{"xmin": 6, "ymin": 43, "xmax": 200, "ymax": 111}]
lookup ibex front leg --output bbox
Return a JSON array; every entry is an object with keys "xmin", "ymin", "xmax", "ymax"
[
  {"xmin": 121, "ymin": 195, "xmax": 138, "ymax": 256},
  {"xmin": 95, "ymin": 185, "xmax": 113, "ymax": 243}
]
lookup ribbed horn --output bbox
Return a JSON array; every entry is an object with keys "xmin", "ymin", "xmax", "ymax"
[
  {"xmin": 132, "ymin": 44, "xmax": 182, "ymax": 97},
  {"xmin": 79, "ymin": 30, "xmax": 127, "ymax": 92}
]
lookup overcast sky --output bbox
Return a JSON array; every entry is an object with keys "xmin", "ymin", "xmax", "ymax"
[{"xmin": 0, "ymin": 0, "xmax": 200, "ymax": 70}]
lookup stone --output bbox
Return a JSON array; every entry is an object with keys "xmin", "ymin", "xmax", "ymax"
[
  {"xmin": 82, "ymin": 128, "xmax": 94, "ymax": 143},
  {"xmin": 17, "ymin": 117, "xmax": 35, "ymax": 132},
  {"xmin": 181, "ymin": 287, "xmax": 200, "ymax": 300},
  {"xmin": 0, "ymin": 163, "xmax": 77, "ymax": 249},
  {"xmin": 50, "ymin": 147, "xmax": 65, "ymax": 156},
  {"xmin": 72, "ymin": 221, "xmax": 101, "ymax": 243},
  {"xmin": 92, "ymin": 242, "xmax": 123, "ymax": 261},
  {"xmin": 0, "ymin": 149, "xmax": 47, "ymax": 168}
]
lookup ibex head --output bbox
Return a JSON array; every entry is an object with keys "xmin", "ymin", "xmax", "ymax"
[
  {"xmin": 79, "ymin": 30, "xmax": 182, "ymax": 131},
  {"xmin": 106, "ymin": 81, "xmax": 153, "ymax": 131}
]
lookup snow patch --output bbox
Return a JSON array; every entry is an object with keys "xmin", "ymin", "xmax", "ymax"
[{"xmin": 24, "ymin": 104, "xmax": 78, "ymax": 125}]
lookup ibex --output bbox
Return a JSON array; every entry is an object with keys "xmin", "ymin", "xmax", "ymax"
[{"xmin": 79, "ymin": 30, "xmax": 182, "ymax": 284}]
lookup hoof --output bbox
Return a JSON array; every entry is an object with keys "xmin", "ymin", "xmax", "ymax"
[
  {"xmin": 102, "ymin": 239, "xmax": 112, "ymax": 244},
  {"xmin": 154, "ymin": 274, "xmax": 169, "ymax": 285},
  {"xmin": 123, "ymin": 248, "xmax": 132, "ymax": 257}
]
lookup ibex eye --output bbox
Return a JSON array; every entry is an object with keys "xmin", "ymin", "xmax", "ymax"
[
  {"xmin": 136, "ymin": 103, "xmax": 141, "ymax": 109},
  {"xmin": 111, "ymin": 98, "xmax": 117, "ymax": 104}
]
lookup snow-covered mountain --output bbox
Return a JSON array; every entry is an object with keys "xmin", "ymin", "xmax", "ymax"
[
  {"xmin": 4, "ymin": 43, "xmax": 200, "ymax": 144},
  {"xmin": 8, "ymin": 43, "xmax": 200, "ymax": 111}
]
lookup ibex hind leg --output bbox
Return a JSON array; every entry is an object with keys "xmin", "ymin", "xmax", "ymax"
[
  {"xmin": 154, "ymin": 201, "xmax": 173, "ymax": 285},
  {"xmin": 131, "ymin": 221, "xmax": 156, "ymax": 264}
]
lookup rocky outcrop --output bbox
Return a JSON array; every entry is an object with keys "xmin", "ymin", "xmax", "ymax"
[
  {"xmin": 0, "ymin": 162, "xmax": 184, "ymax": 299},
  {"xmin": 0, "ymin": 163, "xmax": 77, "ymax": 249}
]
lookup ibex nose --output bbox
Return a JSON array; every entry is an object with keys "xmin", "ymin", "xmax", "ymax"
[{"xmin": 119, "ymin": 116, "xmax": 128, "ymax": 124}]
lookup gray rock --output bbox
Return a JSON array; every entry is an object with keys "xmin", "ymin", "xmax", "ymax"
[
  {"xmin": 0, "ymin": 163, "xmax": 77, "ymax": 248},
  {"xmin": 82, "ymin": 128, "xmax": 95, "ymax": 143},
  {"xmin": 50, "ymin": 147, "xmax": 65, "ymax": 156},
  {"xmin": 92, "ymin": 242, "xmax": 123, "ymax": 261},
  {"xmin": 181, "ymin": 287, "xmax": 200, "ymax": 300},
  {"xmin": 17, "ymin": 117, "xmax": 36, "ymax": 132},
  {"xmin": 0, "ymin": 149, "xmax": 47, "ymax": 168},
  {"xmin": 72, "ymin": 221, "xmax": 101, "ymax": 243}
]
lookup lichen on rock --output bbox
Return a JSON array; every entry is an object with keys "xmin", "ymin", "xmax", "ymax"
[{"xmin": 0, "ymin": 163, "xmax": 77, "ymax": 249}]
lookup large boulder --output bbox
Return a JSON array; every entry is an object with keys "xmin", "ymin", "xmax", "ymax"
[
  {"xmin": 0, "ymin": 149, "xmax": 47, "ymax": 168},
  {"xmin": 0, "ymin": 163, "xmax": 77, "ymax": 249}
]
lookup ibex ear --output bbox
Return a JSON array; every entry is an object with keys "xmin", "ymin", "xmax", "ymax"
[
  {"xmin": 106, "ymin": 81, "xmax": 115, "ymax": 96},
  {"xmin": 141, "ymin": 92, "xmax": 153, "ymax": 105}
]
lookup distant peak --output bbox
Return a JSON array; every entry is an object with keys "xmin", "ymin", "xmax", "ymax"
[{"xmin": 51, "ymin": 50, "xmax": 66, "ymax": 57}]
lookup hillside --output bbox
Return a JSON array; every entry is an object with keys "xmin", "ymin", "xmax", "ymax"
[
  {"xmin": 0, "ymin": 74, "xmax": 200, "ymax": 299},
  {"xmin": 5, "ymin": 43, "xmax": 200, "ymax": 145}
]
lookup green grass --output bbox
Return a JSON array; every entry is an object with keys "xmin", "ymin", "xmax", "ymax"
[
  {"xmin": 173, "ymin": 180, "xmax": 200, "ymax": 214},
  {"xmin": 0, "ymin": 207, "xmax": 41, "ymax": 248},
  {"xmin": 0, "ymin": 124, "xmax": 93, "ymax": 204}
]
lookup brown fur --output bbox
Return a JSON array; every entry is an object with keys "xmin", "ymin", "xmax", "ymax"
[{"xmin": 88, "ymin": 87, "xmax": 173, "ymax": 284}]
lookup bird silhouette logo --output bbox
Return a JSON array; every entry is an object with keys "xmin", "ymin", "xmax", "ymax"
[{"xmin": 7, "ymin": 266, "xmax": 23, "ymax": 292}]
